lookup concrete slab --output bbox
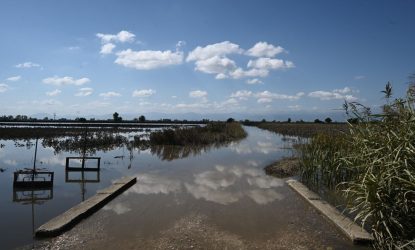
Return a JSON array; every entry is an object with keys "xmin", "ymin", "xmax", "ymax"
[
  {"xmin": 35, "ymin": 176, "xmax": 136, "ymax": 237},
  {"xmin": 286, "ymin": 179, "xmax": 373, "ymax": 245}
]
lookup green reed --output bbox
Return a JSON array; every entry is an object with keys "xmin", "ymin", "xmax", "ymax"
[{"xmin": 298, "ymin": 84, "xmax": 415, "ymax": 249}]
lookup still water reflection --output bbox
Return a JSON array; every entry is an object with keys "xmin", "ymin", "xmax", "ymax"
[{"xmin": 0, "ymin": 126, "xmax": 362, "ymax": 249}]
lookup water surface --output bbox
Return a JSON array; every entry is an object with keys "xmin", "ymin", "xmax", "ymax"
[{"xmin": 0, "ymin": 126, "xmax": 367, "ymax": 249}]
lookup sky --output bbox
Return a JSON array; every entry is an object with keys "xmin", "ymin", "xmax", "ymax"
[{"xmin": 0, "ymin": 0, "xmax": 414, "ymax": 121}]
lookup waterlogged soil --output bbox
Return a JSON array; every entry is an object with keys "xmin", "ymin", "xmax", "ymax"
[{"xmin": 2, "ymin": 126, "xmax": 370, "ymax": 249}]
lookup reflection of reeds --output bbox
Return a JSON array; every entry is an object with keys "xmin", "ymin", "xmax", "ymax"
[{"xmin": 42, "ymin": 130, "xmax": 129, "ymax": 155}]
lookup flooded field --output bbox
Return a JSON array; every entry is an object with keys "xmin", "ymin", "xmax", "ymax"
[{"xmin": 0, "ymin": 126, "xmax": 367, "ymax": 249}]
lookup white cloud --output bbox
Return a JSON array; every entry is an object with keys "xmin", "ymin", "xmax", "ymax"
[
  {"xmin": 215, "ymin": 73, "xmax": 228, "ymax": 79},
  {"xmin": 43, "ymin": 76, "xmax": 90, "ymax": 86},
  {"xmin": 75, "ymin": 87, "xmax": 93, "ymax": 97},
  {"xmin": 0, "ymin": 83, "xmax": 9, "ymax": 93},
  {"xmin": 333, "ymin": 87, "xmax": 351, "ymax": 94},
  {"xmin": 176, "ymin": 40, "xmax": 186, "ymax": 50},
  {"xmin": 99, "ymin": 91, "xmax": 121, "ymax": 98},
  {"xmin": 255, "ymin": 90, "xmax": 304, "ymax": 103},
  {"xmin": 186, "ymin": 41, "xmax": 243, "ymax": 62},
  {"xmin": 6, "ymin": 76, "xmax": 21, "ymax": 81},
  {"xmin": 96, "ymin": 30, "xmax": 135, "ymax": 44},
  {"xmin": 222, "ymin": 98, "xmax": 238, "ymax": 105},
  {"xmin": 230, "ymin": 90, "xmax": 252, "ymax": 100},
  {"xmin": 229, "ymin": 67, "xmax": 269, "ymax": 79},
  {"xmin": 247, "ymin": 57, "xmax": 294, "ymax": 70},
  {"xmin": 132, "ymin": 89, "xmax": 156, "ymax": 97},
  {"xmin": 46, "ymin": 89, "xmax": 61, "ymax": 96},
  {"xmin": 246, "ymin": 42, "xmax": 285, "ymax": 57},
  {"xmin": 246, "ymin": 78, "xmax": 262, "ymax": 84},
  {"xmin": 100, "ymin": 43, "xmax": 116, "ymax": 54},
  {"xmin": 187, "ymin": 41, "xmax": 294, "ymax": 81},
  {"xmin": 15, "ymin": 62, "xmax": 41, "ymax": 68},
  {"xmin": 189, "ymin": 90, "xmax": 208, "ymax": 98},
  {"xmin": 194, "ymin": 56, "xmax": 237, "ymax": 77},
  {"xmin": 308, "ymin": 90, "xmax": 357, "ymax": 101},
  {"xmin": 115, "ymin": 49, "xmax": 183, "ymax": 70},
  {"xmin": 354, "ymin": 75, "xmax": 365, "ymax": 80}
]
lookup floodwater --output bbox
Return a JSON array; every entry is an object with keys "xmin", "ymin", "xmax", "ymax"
[{"xmin": 0, "ymin": 126, "xmax": 369, "ymax": 249}]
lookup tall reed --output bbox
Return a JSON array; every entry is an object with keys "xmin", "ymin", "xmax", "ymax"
[{"xmin": 298, "ymin": 84, "xmax": 415, "ymax": 249}]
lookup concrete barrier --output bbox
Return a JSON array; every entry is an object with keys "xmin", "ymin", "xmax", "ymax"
[
  {"xmin": 287, "ymin": 179, "xmax": 373, "ymax": 244},
  {"xmin": 35, "ymin": 176, "xmax": 136, "ymax": 237}
]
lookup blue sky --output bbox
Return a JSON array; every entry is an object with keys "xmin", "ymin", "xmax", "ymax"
[{"xmin": 0, "ymin": 0, "xmax": 414, "ymax": 120}]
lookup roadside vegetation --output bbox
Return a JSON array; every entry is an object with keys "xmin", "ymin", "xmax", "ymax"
[{"xmin": 297, "ymin": 83, "xmax": 415, "ymax": 249}]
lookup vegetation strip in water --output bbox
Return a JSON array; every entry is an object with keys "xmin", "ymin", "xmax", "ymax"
[
  {"xmin": 253, "ymin": 122, "xmax": 347, "ymax": 138},
  {"xmin": 264, "ymin": 157, "xmax": 300, "ymax": 178},
  {"xmin": 148, "ymin": 121, "xmax": 247, "ymax": 146},
  {"xmin": 296, "ymin": 84, "xmax": 415, "ymax": 249}
]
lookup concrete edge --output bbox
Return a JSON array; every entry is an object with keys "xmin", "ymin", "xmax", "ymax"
[
  {"xmin": 286, "ymin": 179, "xmax": 374, "ymax": 245},
  {"xmin": 35, "ymin": 176, "xmax": 137, "ymax": 238}
]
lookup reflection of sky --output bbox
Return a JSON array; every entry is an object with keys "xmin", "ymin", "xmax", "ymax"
[
  {"xmin": 185, "ymin": 165, "xmax": 284, "ymax": 205},
  {"xmin": 103, "ymin": 202, "xmax": 131, "ymax": 215},
  {"xmin": 126, "ymin": 174, "xmax": 182, "ymax": 195},
  {"xmin": 122, "ymin": 164, "xmax": 285, "ymax": 206}
]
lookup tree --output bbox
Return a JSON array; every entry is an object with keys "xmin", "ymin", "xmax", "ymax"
[
  {"xmin": 314, "ymin": 119, "xmax": 323, "ymax": 123},
  {"xmin": 226, "ymin": 117, "xmax": 235, "ymax": 123},
  {"xmin": 325, "ymin": 117, "xmax": 332, "ymax": 123},
  {"xmin": 113, "ymin": 112, "xmax": 122, "ymax": 122},
  {"xmin": 287, "ymin": 118, "xmax": 291, "ymax": 123},
  {"xmin": 138, "ymin": 115, "xmax": 146, "ymax": 122}
]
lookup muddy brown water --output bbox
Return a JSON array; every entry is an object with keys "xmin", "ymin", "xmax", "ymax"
[{"xmin": 0, "ymin": 126, "xmax": 370, "ymax": 249}]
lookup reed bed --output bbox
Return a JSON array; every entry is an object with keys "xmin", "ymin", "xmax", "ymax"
[
  {"xmin": 149, "ymin": 122, "xmax": 247, "ymax": 146},
  {"xmin": 256, "ymin": 122, "xmax": 347, "ymax": 138},
  {"xmin": 297, "ymin": 84, "xmax": 415, "ymax": 249}
]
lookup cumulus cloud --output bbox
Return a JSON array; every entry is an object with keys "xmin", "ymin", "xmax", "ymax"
[
  {"xmin": 6, "ymin": 76, "xmax": 21, "ymax": 81},
  {"xmin": 229, "ymin": 67, "xmax": 269, "ymax": 79},
  {"xmin": 246, "ymin": 78, "xmax": 262, "ymax": 84},
  {"xmin": 333, "ymin": 87, "xmax": 352, "ymax": 94},
  {"xmin": 230, "ymin": 90, "xmax": 253, "ymax": 100},
  {"xmin": 46, "ymin": 89, "xmax": 61, "ymax": 96},
  {"xmin": 43, "ymin": 76, "xmax": 90, "ymax": 86},
  {"xmin": 189, "ymin": 90, "xmax": 208, "ymax": 98},
  {"xmin": 99, "ymin": 91, "xmax": 121, "ymax": 98},
  {"xmin": 194, "ymin": 56, "xmax": 237, "ymax": 77},
  {"xmin": 246, "ymin": 42, "xmax": 285, "ymax": 57},
  {"xmin": 255, "ymin": 90, "xmax": 304, "ymax": 103},
  {"xmin": 115, "ymin": 49, "xmax": 183, "ymax": 70},
  {"xmin": 187, "ymin": 41, "xmax": 294, "ymax": 80},
  {"xmin": 132, "ymin": 89, "xmax": 156, "ymax": 97},
  {"xmin": 15, "ymin": 62, "xmax": 41, "ymax": 68},
  {"xmin": 308, "ymin": 87, "xmax": 358, "ymax": 101},
  {"xmin": 96, "ymin": 30, "xmax": 136, "ymax": 44},
  {"xmin": 75, "ymin": 87, "xmax": 93, "ymax": 97},
  {"xmin": 186, "ymin": 41, "xmax": 243, "ymax": 62},
  {"xmin": 100, "ymin": 43, "xmax": 116, "ymax": 54},
  {"xmin": 0, "ymin": 83, "xmax": 9, "ymax": 93},
  {"xmin": 247, "ymin": 57, "xmax": 294, "ymax": 70}
]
